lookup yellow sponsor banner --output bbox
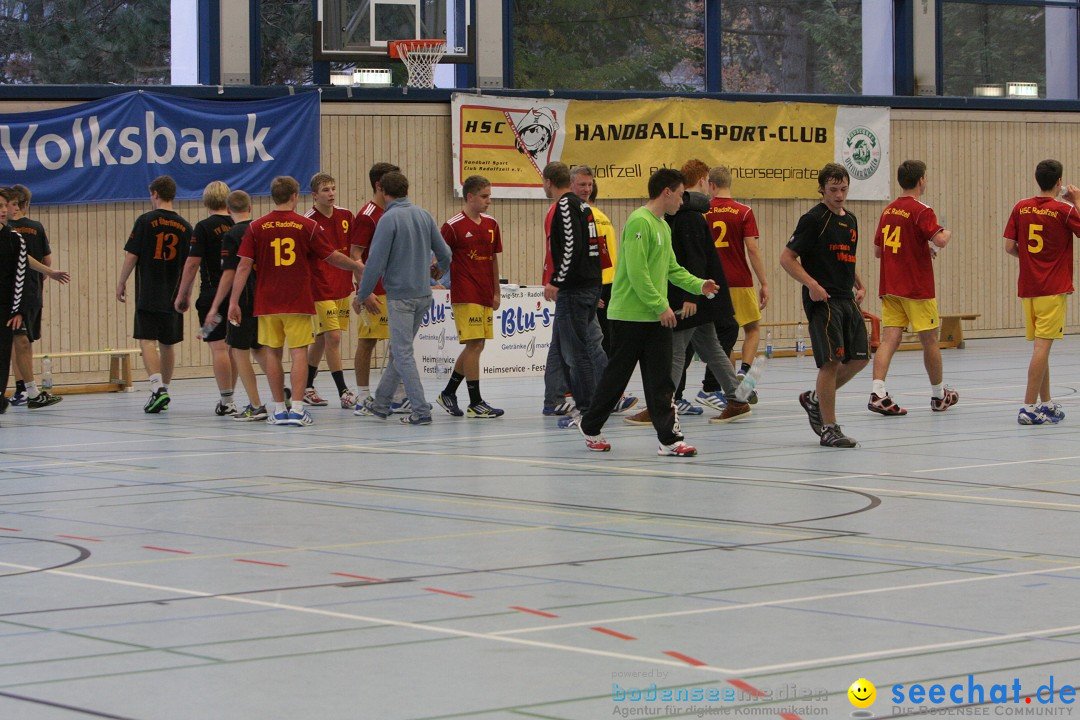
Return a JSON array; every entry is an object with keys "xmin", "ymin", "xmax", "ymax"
[
  {"xmin": 451, "ymin": 95, "xmax": 889, "ymax": 200},
  {"xmin": 562, "ymin": 98, "xmax": 836, "ymax": 199}
]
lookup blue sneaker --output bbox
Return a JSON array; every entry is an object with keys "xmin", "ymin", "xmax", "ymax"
[
  {"xmin": 287, "ymin": 408, "xmax": 314, "ymax": 426},
  {"xmin": 391, "ymin": 398, "xmax": 411, "ymax": 414},
  {"xmin": 267, "ymin": 408, "xmax": 292, "ymax": 425},
  {"xmin": 612, "ymin": 395, "xmax": 638, "ymax": 413},
  {"xmin": 1018, "ymin": 406, "xmax": 1054, "ymax": 425},
  {"xmin": 437, "ymin": 392, "xmax": 464, "ymax": 417},
  {"xmin": 675, "ymin": 398, "xmax": 703, "ymax": 416},
  {"xmin": 1038, "ymin": 403, "xmax": 1065, "ymax": 423},
  {"xmin": 543, "ymin": 400, "xmax": 575, "ymax": 416},
  {"xmin": 400, "ymin": 413, "xmax": 432, "ymax": 425},
  {"xmin": 467, "ymin": 401, "xmax": 504, "ymax": 418},
  {"xmin": 695, "ymin": 390, "xmax": 726, "ymax": 411},
  {"xmin": 9, "ymin": 391, "xmax": 27, "ymax": 406},
  {"xmin": 355, "ymin": 395, "xmax": 388, "ymax": 418},
  {"xmin": 557, "ymin": 413, "xmax": 579, "ymax": 428}
]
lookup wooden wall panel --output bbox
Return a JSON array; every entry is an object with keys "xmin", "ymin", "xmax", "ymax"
[{"xmin": 10, "ymin": 100, "xmax": 1080, "ymax": 383}]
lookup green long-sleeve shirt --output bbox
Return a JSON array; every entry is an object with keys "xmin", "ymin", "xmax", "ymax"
[{"xmin": 608, "ymin": 206, "xmax": 705, "ymax": 322}]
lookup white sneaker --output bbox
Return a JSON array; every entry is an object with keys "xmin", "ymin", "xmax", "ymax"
[{"xmin": 340, "ymin": 389, "xmax": 359, "ymax": 409}]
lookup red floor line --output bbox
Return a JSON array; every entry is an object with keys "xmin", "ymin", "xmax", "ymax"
[
  {"xmin": 331, "ymin": 572, "xmax": 385, "ymax": 581},
  {"xmin": 234, "ymin": 558, "xmax": 289, "ymax": 567},
  {"xmin": 591, "ymin": 626, "xmax": 636, "ymax": 640},
  {"xmin": 0, "ymin": 527, "xmax": 20, "ymax": 532},
  {"xmin": 663, "ymin": 651, "xmax": 707, "ymax": 667},
  {"xmin": 142, "ymin": 546, "xmax": 192, "ymax": 554},
  {"xmin": 509, "ymin": 606, "xmax": 559, "ymax": 618},
  {"xmin": 422, "ymin": 587, "xmax": 474, "ymax": 598},
  {"xmin": 727, "ymin": 679, "xmax": 766, "ymax": 697},
  {"xmin": 57, "ymin": 535, "xmax": 103, "ymax": 542}
]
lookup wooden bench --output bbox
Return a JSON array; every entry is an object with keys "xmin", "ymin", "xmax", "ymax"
[
  {"xmin": 865, "ymin": 312, "xmax": 980, "ymax": 352},
  {"xmin": 732, "ymin": 321, "xmax": 812, "ymax": 360},
  {"xmin": 39, "ymin": 349, "xmax": 141, "ymax": 394}
]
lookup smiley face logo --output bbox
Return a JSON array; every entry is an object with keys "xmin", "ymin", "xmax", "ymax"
[{"xmin": 848, "ymin": 678, "xmax": 876, "ymax": 708}]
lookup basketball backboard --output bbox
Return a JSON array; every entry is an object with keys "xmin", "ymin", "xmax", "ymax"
[{"xmin": 315, "ymin": 0, "xmax": 472, "ymax": 63}]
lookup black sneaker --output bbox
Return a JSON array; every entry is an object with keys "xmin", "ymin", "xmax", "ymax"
[
  {"xmin": 799, "ymin": 390, "xmax": 823, "ymax": 436},
  {"xmin": 144, "ymin": 389, "xmax": 170, "ymax": 414},
  {"xmin": 436, "ymin": 391, "xmax": 463, "ymax": 417},
  {"xmin": 27, "ymin": 391, "xmax": 63, "ymax": 409},
  {"xmin": 820, "ymin": 423, "xmax": 857, "ymax": 448}
]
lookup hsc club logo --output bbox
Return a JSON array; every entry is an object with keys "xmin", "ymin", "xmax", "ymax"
[{"xmin": 841, "ymin": 126, "xmax": 881, "ymax": 181}]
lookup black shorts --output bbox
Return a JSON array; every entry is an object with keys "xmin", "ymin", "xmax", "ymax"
[
  {"xmin": 12, "ymin": 303, "xmax": 42, "ymax": 342},
  {"xmin": 134, "ymin": 309, "xmax": 184, "ymax": 345},
  {"xmin": 196, "ymin": 293, "xmax": 227, "ymax": 342},
  {"xmin": 226, "ymin": 306, "xmax": 261, "ymax": 351},
  {"xmin": 804, "ymin": 297, "xmax": 870, "ymax": 367}
]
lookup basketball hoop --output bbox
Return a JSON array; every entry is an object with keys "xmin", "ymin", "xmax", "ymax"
[{"xmin": 388, "ymin": 39, "xmax": 447, "ymax": 89}]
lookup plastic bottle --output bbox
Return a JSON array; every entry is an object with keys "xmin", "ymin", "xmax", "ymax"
[
  {"xmin": 795, "ymin": 322, "xmax": 806, "ymax": 354},
  {"xmin": 41, "ymin": 356, "xmax": 53, "ymax": 390},
  {"xmin": 765, "ymin": 330, "xmax": 773, "ymax": 359},
  {"xmin": 198, "ymin": 313, "xmax": 222, "ymax": 340},
  {"xmin": 734, "ymin": 357, "xmax": 765, "ymax": 403}
]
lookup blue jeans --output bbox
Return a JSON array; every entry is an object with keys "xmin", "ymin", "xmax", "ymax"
[
  {"xmin": 544, "ymin": 315, "xmax": 611, "ymax": 408},
  {"xmin": 374, "ymin": 295, "xmax": 431, "ymax": 417},
  {"xmin": 551, "ymin": 285, "xmax": 606, "ymax": 414}
]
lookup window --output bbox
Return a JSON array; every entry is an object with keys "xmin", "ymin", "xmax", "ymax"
[{"xmin": 941, "ymin": 2, "xmax": 1047, "ymax": 97}]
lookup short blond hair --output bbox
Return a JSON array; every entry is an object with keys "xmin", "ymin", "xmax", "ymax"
[
  {"xmin": 310, "ymin": 172, "xmax": 335, "ymax": 193},
  {"xmin": 202, "ymin": 181, "xmax": 230, "ymax": 211},
  {"xmin": 708, "ymin": 166, "xmax": 732, "ymax": 189}
]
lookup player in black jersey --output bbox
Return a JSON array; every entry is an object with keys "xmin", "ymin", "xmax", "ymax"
[
  {"xmin": 781, "ymin": 163, "xmax": 870, "ymax": 448},
  {"xmin": 205, "ymin": 190, "xmax": 267, "ymax": 421},
  {"xmin": 175, "ymin": 181, "xmax": 238, "ymax": 416},
  {"xmin": 115, "ymin": 176, "xmax": 192, "ymax": 414},
  {"xmin": 6, "ymin": 185, "xmax": 64, "ymax": 409}
]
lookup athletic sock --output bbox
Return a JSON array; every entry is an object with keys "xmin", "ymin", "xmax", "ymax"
[
  {"xmin": 466, "ymin": 380, "xmax": 482, "ymax": 406},
  {"xmin": 331, "ymin": 370, "xmax": 348, "ymax": 396},
  {"xmin": 25, "ymin": 381, "xmax": 40, "ymax": 399},
  {"xmin": 274, "ymin": 401, "xmax": 287, "ymax": 415},
  {"xmin": 740, "ymin": 362, "xmax": 751, "ymax": 374},
  {"xmin": 444, "ymin": 371, "xmax": 465, "ymax": 396},
  {"xmin": 307, "ymin": 364, "xmax": 319, "ymax": 388},
  {"xmin": 873, "ymin": 379, "xmax": 887, "ymax": 396},
  {"xmin": 15, "ymin": 379, "xmax": 25, "ymax": 393},
  {"xmin": 357, "ymin": 385, "xmax": 370, "ymax": 398},
  {"xmin": 931, "ymin": 383, "xmax": 945, "ymax": 400},
  {"xmin": 149, "ymin": 374, "xmax": 163, "ymax": 392},
  {"xmin": 220, "ymin": 389, "xmax": 235, "ymax": 404}
]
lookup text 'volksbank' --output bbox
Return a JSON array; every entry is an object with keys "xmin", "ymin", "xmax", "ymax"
[{"xmin": 1, "ymin": 112, "xmax": 273, "ymax": 171}]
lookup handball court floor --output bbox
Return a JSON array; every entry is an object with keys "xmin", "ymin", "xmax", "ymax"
[{"xmin": 3, "ymin": 336, "xmax": 1080, "ymax": 720}]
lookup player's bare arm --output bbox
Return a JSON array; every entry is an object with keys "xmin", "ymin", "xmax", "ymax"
[
  {"xmin": 174, "ymin": 256, "xmax": 201, "ymax": 312},
  {"xmin": 1004, "ymin": 237, "xmax": 1019, "ymax": 258},
  {"xmin": 116, "ymin": 252, "xmax": 138, "ymax": 302},
  {"xmin": 744, "ymin": 236, "xmax": 769, "ymax": 309},
  {"xmin": 780, "ymin": 247, "xmax": 829, "ymax": 302},
  {"xmin": 854, "ymin": 269, "xmax": 866, "ymax": 305},
  {"xmin": 228, "ymin": 257, "xmax": 254, "ymax": 325}
]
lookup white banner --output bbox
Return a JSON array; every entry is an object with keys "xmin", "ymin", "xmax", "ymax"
[
  {"xmin": 835, "ymin": 106, "xmax": 891, "ymax": 201},
  {"xmin": 415, "ymin": 288, "xmax": 555, "ymax": 378}
]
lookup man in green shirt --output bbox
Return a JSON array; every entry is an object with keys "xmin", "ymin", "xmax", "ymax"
[{"xmin": 578, "ymin": 169, "xmax": 720, "ymax": 457}]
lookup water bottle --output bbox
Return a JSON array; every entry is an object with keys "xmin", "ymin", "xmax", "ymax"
[
  {"xmin": 765, "ymin": 330, "xmax": 773, "ymax": 359},
  {"xmin": 42, "ymin": 356, "xmax": 53, "ymax": 390},
  {"xmin": 795, "ymin": 322, "xmax": 806, "ymax": 355},
  {"xmin": 198, "ymin": 314, "xmax": 222, "ymax": 339},
  {"xmin": 734, "ymin": 357, "xmax": 765, "ymax": 403}
]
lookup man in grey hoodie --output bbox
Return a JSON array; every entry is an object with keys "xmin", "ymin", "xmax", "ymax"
[{"xmin": 354, "ymin": 171, "xmax": 451, "ymax": 425}]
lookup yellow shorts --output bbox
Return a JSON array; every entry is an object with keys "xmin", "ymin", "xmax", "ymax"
[
  {"xmin": 1023, "ymin": 294, "xmax": 1067, "ymax": 340},
  {"xmin": 258, "ymin": 314, "xmax": 315, "ymax": 349},
  {"xmin": 453, "ymin": 303, "xmax": 494, "ymax": 342},
  {"xmin": 315, "ymin": 297, "xmax": 352, "ymax": 334},
  {"xmin": 881, "ymin": 295, "xmax": 940, "ymax": 333},
  {"xmin": 356, "ymin": 294, "xmax": 389, "ymax": 340},
  {"xmin": 729, "ymin": 287, "xmax": 762, "ymax": 327}
]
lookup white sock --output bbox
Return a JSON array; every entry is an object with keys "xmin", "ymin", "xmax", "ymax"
[
  {"xmin": 292, "ymin": 401, "xmax": 306, "ymax": 415},
  {"xmin": 25, "ymin": 381, "xmax": 40, "ymax": 398},
  {"xmin": 274, "ymin": 401, "xmax": 287, "ymax": 414},
  {"xmin": 358, "ymin": 385, "xmax": 370, "ymax": 397},
  {"xmin": 872, "ymin": 379, "xmax": 887, "ymax": 396},
  {"xmin": 932, "ymin": 383, "xmax": 945, "ymax": 400},
  {"xmin": 149, "ymin": 374, "xmax": 163, "ymax": 392}
]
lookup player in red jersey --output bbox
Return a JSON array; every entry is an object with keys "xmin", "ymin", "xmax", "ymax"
[
  {"xmin": 434, "ymin": 175, "xmax": 504, "ymax": 418},
  {"xmin": 1004, "ymin": 160, "xmax": 1080, "ymax": 425},
  {"xmin": 227, "ymin": 176, "xmax": 363, "ymax": 427},
  {"xmin": 706, "ymin": 165, "xmax": 767, "ymax": 388},
  {"xmin": 350, "ymin": 162, "xmax": 407, "ymax": 414},
  {"xmin": 304, "ymin": 172, "xmax": 358, "ymax": 409},
  {"xmin": 869, "ymin": 160, "xmax": 957, "ymax": 417}
]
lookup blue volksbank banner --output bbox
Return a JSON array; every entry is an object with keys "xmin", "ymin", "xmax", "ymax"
[{"xmin": 0, "ymin": 91, "xmax": 320, "ymax": 206}]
